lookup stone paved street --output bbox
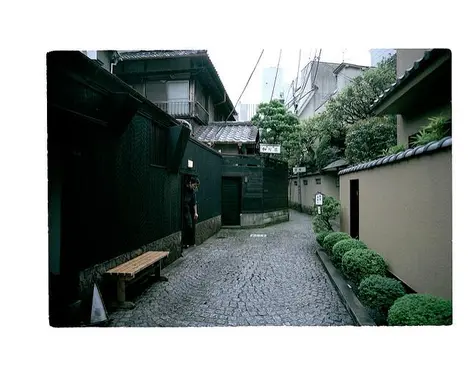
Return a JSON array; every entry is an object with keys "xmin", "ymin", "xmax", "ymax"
[{"xmin": 107, "ymin": 210, "xmax": 355, "ymax": 327}]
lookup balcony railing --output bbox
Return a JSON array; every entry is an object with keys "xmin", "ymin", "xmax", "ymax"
[
  {"xmin": 153, "ymin": 101, "xmax": 210, "ymax": 125},
  {"xmin": 194, "ymin": 101, "xmax": 209, "ymax": 125},
  {"xmin": 154, "ymin": 101, "xmax": 191, "ymax": 117}
]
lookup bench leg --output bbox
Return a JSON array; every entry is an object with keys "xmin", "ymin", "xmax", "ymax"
[
  {"xmin": 114, "ymin": 278, "xmax": 135, "ymax": 310},
  {"xmin": 117, "ymin": 278, "xmax": 126, "ymax": 303},
  {"xmin": 155, "ymin": 261, "xmax": 168, "ymax": 282}
]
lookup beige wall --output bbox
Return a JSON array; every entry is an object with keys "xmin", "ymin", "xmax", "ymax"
[
  {"xmin": 339, "ymin": 150, "xmax": 452, "ymax": 299},
  {"xmin": 398, "ymin": 104, "xmax": 451, "ymax": 147},
  {"xmin": 289, "ymin": 174, "xmax": 339, "ymax": 208}
]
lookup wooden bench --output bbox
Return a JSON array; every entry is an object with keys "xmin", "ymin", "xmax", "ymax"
[{"xmin": 105, "ymin": 251, "xmax": 169, "ymax": 308}]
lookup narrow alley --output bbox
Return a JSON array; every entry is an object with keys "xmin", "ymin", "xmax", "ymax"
[{"xmin": 108, "ymin": 210, "xmax": 355, "ymax": 327}]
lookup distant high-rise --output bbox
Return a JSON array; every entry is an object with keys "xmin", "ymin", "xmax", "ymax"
[
  {"xmin": 261, "ymin": 67, "xmax": 285, "ymax": 103},
  {"xmin": 370, "ymin": 49, "xmax": 396, "ymax": 67},
  {"xmin": 237, "ymin": 103, "xmax": 259, "ymax": 122}
]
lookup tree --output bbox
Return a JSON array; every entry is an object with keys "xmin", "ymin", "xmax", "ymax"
[
  {"xmin": 345, "ymin": 116, "xmax": 397, "ymax": 164},
  {"xmin": 252, "ymin": 100, "xmax": 300, "ymax": 165},
  {"xmin": 326, "ymin": 56, "xmax": 397, "ymax": 126},
  {"xmin": 312, "ymin": 195, "xmax": 341, "ymax": 232}
]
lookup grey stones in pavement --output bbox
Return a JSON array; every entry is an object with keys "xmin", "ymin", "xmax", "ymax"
[{"xmin": 107, "ymin": 210, "xmax": 355, "ymax": 327}]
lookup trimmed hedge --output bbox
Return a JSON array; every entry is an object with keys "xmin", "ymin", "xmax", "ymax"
[
  {"xmin": 342, "ymin": 249, "xmax": 387, "ymax": 285},
  {"xmin": 323, "ymin": 232, "xmax": 351, "ymax": 254},
  {"xmin": 331, "ymin": 239, "xmax": 367, "ymax": 267},
  {"xmin": 316, "ymin": 231, "xmax": 331, "ymax": 247},
  {"xmin": 358, "ymin": 275, "xmax": 406, "ymax": 312},
  {"xmin": 387, "ymin": 294, "xmax": 452, "ymax": 326}
]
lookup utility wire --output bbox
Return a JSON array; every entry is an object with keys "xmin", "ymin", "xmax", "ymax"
[
  {"xmin": 291, "ymin": 49, "xmax": 302, "ymax": 112},
  {"xmin": 225, "ymin": 49, "xmax": 264, "ymax": 122},
  {"xmin": 294, "ymin": 49, "xmax": 318, "ymax": 108},
  {"xmin": 270, "ymin": 49, "xmax": 282, "ymax": 102}
]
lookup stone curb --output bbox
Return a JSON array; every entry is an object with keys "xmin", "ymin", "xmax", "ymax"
[{"xmin": 316, "ymin": 247, "xmax": 376, "ymax": 327}]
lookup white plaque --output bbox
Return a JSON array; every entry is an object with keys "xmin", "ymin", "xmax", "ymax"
[
  {"xmin": 315, "ymin": 193, "xmax": 324, "ymax": 206},
  {"xmin": 260, "ymin": 144, "xmax": 281, "ymax": 154},
  {"xmin": 293, "ymin": 167, "xmax": 306, "ymax": 174}
]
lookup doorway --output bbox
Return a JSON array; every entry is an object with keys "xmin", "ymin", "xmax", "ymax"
[
  {"xmin": 222, "ymin": 177, "xmax": 241, "ymax": 226},
  {"xmin": 350, "ymin": 179, "xmax": 359, "ymax": 239}
]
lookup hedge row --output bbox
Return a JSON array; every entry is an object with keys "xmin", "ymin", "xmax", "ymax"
[{"xmin": 314, "ymin": 229, "xmax": 452, "ymax": 326}]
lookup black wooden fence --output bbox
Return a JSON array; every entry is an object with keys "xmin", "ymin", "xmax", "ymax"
[{"xmin": 222, "ymin": 155, "xmax": 288, "ymax": 214}]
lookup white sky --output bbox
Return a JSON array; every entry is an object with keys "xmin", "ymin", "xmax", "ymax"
[{"xmin": 208, "ymin": 48, "xmax": 372, "ymax": 104}]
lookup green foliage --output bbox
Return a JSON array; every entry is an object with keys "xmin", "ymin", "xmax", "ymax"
[
  {"xmin": 411, "ymin": 116, "xmax": 451, "ymax": 147},
  {"xmin": 341, "ymin": 249, "xmax": 387, "ymax": 285},
  {"xmin": 323, "ymin": 232, "xmax": 351, "ymax": 254},
  {"xmin": 312, "ymin": 196, "xmax": 340, "ymax": 233},
  {"xmin": 316, "ymin": 231, "xmax": 331, "ymax": 247},
  {"xmin": 387, "ymin": 294, "xmax": 452, "ymax": 326},
  {"xmin": 358, "ymin": 275, "xmax": 406, "ymax": 313},
  {"xmin": 291, "ymin": 55, "xmax": 396, "ymax": 171},
  {"xmin": 345, "ymin": 116, "xmax": 397, "ymax": 164},
  {"xmin": 326, "ymin": 56, "xmax": 397, "ymax": 126},
  {"xmin": 252, "ymin": 100, "xmax": 300, "ymax": 166},
  {"xmin": 331, "ymin": 239, "xmax": 367, "ymax": 267},
  {"xmin": 382, "ymin": 143, "xmax": 406, "ymax": 157}
]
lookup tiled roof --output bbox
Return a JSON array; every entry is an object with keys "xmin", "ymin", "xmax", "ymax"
[
  {"xmin": 117, "ymin": 50, "xmax": 207, "ymax": 61},
  {"xmin": 193, "ymin": 122, "xmax": 258, "ymax": 144},
  {"xmin": 322, "ymin": 159, "xmax": 348, "ymax": 171},
  {"xmin": 339, "ymin": 137, "xmax": 452, "ymax": 176},
  {"xmin": 370, "ymin": 49, "xmax": 450, "ymax": 112}
]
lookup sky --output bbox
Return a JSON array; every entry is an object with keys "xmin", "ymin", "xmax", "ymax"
[{"xmin": 207, "ymin": 48, "xmax": 372, "ymax": 105}]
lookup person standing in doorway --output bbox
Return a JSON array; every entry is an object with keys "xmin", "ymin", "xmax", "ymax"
[{"xmin": 183, "ymin": 176, "xmax": 199, "ymax": 249}]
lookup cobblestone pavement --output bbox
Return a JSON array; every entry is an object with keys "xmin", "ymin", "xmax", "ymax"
[{"xmin": 107, "ymin": 210, "xmax": 355, "ymax": 327}]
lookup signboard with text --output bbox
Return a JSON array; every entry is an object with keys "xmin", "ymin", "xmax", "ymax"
[
  {"xmin": 260, "ymin": 144, "xmax": 281, "ymax": 154},
  {"xmin": 293, "ymin": 167, "xmax": 306, "ymax": 174},
  {"xmin": 315, "ymin": 192, "xmax": 324, "ymax": 206}
]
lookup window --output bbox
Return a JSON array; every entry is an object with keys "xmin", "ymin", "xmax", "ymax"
[
  {"xmin": 150, "ymin": 124, "xmax": 168, "ymax": 167},
  {"xmin": 167, "ymin": 81, "xmax": 190, "ymax": 114},
  {"xmin": 294, "ymin": 181, "xmax": 298, "ymax": 186},
  {"xmin": 316, "ymin": 178, "xmax": 321, "ymax": 185},
  {"xmin": 303, "ymin": 180, "xmax": 308, "ymax": 185}
]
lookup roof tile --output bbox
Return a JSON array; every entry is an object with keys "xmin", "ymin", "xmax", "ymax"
[{"xmin": 193, "ymin": 122, "xmax": 258, "ymax": 144}]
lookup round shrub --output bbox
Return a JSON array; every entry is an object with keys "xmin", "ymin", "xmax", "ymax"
[
  {"xmin": 316, "ymin": 231, "xmax": 331, "ymax": 247},
  {"xmin": 331, "ymin": 239, "xmax": 367, "ymax": 266},
  {"xmin": 341, "ymin": 249, "xmax": 387, "ymax": 285},
  {"xmin": 388, "ymin": 294, "xmax": 452, "ymax": 326},
  {"xmin": 323, "ymin": 232, "xmax": 351, "ymax": 254},
  {"xmin": 358, "ymin": 275, "xmax": 406, "ymax": 312}
]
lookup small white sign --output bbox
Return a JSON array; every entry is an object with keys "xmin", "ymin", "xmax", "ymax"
[
  {"xmin": 293, "ymin": 167, "xmax": 306, "ymax": 174},
  {"xmin": 188, "ymin": 159, "xmax": 193, "ymax": 168},
  {"xmin": 315, "ymin": 193, "xmax": 324, "ymax": 206},
  {"xmin": 260, "ymin": 144, "xmax": 281, "ymax": 154}
]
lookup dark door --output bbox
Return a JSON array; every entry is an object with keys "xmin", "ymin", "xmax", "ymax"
[
  {"xmin": 222, "ymin": 177, "xmax": 241, "ymax": 226},
  {"xmin": 350, "ymin": 179, "xmax": 359, "ymax": 239}
]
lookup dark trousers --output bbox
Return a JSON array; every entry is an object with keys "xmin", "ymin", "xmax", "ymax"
[{"xmin": 182, "ymin": 212, "xmax": 195, "ymax": 246}]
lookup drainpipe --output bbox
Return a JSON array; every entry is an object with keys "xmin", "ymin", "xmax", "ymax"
[{"xmin": 214, "ymin": 91, "xmax": 227, "ymax": 107}]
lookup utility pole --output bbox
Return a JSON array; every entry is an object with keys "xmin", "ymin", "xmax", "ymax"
[{"xmin": 297, "ymin": 163, "xmax": 302, "ymax": 213}]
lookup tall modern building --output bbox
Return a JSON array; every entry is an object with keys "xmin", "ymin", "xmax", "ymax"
[
  {"xmin": 261, "ymin": 67, "xmax": 285, "ymax": 103},
  {"xmin": 237, "ymin": 103, "xmax": 260, "ymax": 121},
  {"xmin": 370, "ymin": 49, "xmax": 396, "ymax": 66}
]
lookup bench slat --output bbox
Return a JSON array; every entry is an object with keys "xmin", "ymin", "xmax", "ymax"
[{"xmin": 106, "ymin": 251, "xmax": 169, "ymax": 278}]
